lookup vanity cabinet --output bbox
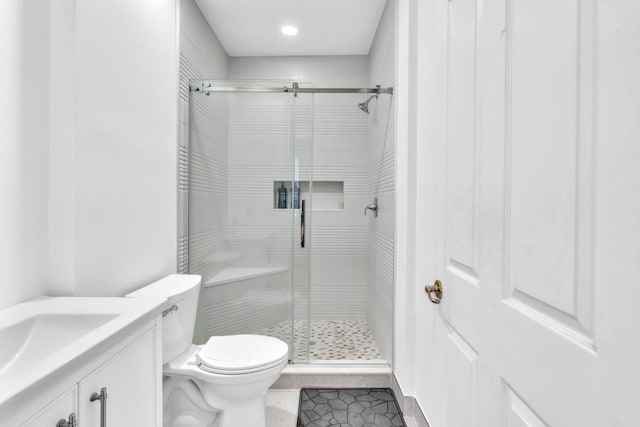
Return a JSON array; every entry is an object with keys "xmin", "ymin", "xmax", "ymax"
[
  {"xmin": 79, "ymin": 328, "xmax": 156, "ymax": 426},
  {"xmin": 20, "ymin": 386, "xmax": 77, "ymax": 427},
  {"xmin": 6, "ymin": 320, "xmax": 161, "ymax": 427}
]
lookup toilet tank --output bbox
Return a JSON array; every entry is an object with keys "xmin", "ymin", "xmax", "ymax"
[{"xmin": 126, "ymin": 274, "xmax": 201, "ymax": 363}]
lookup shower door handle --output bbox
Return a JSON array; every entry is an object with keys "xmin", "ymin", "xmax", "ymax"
[{"xmin": 300, "ymin": 200, "xmax": 305, "ymax": 248}]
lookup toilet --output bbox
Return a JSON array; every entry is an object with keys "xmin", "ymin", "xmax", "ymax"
[{"xmin": 127, "ymin": 274, "xmax": 288, "ymax": 427}]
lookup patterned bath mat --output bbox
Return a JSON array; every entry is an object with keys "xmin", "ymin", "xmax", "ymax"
[{"xmin": 297, "ymin": 388, "xmax": 406, "ymax": 427}]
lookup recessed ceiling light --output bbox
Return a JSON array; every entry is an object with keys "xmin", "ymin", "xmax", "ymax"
[{"xmin": 281, "ymin": 26, "xmax": 298, "ymax": 36}]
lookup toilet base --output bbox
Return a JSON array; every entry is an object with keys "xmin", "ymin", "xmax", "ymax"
[
  {"xmin": 214, "ymin": 394, "xmax": 266, "ymax": 427},
  {"xmin": 163, "ymin": 352, "xmax": 287, "ymax": 427},
  {"xmin": 195, "ymin": 377, "xmax": 275, "ymax": 427},
  {"xmin": 163, "ymin": 377, "xmax": 218, "ymax": 427}
]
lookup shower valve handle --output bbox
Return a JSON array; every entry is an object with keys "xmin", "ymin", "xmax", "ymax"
[{"xmin": 364, "ymin": 197, "xmax": 378, "ymax": 218}]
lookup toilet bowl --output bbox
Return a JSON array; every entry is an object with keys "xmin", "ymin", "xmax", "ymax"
[{"xmin": 127, "ymin": 275, "xmax": 288, "ymax": 427}]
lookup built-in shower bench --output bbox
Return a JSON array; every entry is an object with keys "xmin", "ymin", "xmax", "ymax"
[{"xmin": 204, "ymin": 266, "xmax": 289, "ymax": 287}]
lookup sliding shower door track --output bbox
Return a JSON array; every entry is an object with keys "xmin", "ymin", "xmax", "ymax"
[{"xmin": 189, "ymin": 80, "xmax": 394, "ymax": 95}]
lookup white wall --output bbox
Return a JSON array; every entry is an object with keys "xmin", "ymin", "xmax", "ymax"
[
  {"xmin": 1, "ymin": 0, "xmax": 180, "ymax": 308},
  {"xmin": 48, "ymin": 0, "xmax": 179, "ymax": 298},
  {"xmin": 368, "ymin": 0, "xmax": 396, "ymax": 363},
  {"xmin": 0, "ymin": 0, "xmax": 51, "ymax": 308}
]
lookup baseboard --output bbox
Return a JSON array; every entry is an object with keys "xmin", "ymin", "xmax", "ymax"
[{"xmin": 391, "ymin": 373, "xmax": 431, "ymax": 427}]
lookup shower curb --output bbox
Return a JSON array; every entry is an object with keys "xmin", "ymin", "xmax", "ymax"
[{"xmin": 271, "ymin": 366, "xmax": 391, "ymax": 390}]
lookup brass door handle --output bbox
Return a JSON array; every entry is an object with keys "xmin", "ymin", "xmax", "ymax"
[{"xmin": 425, "ymin": 280, "xmax": 443, "ymax": 304}]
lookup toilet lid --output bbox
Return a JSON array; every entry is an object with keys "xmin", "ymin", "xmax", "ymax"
[{"xmin": 196, "ymin": 335, "xmax": 289, "ymax": 372}]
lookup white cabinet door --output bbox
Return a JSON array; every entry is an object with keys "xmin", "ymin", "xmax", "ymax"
[
  {"xmin": 20, "ymin": 386, "xmax": 77, "ymax": 427},
  {"xmin": 414, "ymin": 0, "xmax": 640, "ymax": 425},
  {"xmin": 79, "ymin": 329, "xmax": 157, "ymax": 427}
]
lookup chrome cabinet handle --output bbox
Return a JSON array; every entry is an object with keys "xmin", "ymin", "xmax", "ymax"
[
  {"xmin": 425, "ymin": 280, "xmax": 443, "ymax": 304},
  {"xmin": 90, "ymin": 387, "xmax": 108, "ymax": 427},
  {"xmin": 56, "ymin": 413, "xmax": 77, "ymax": 427}
]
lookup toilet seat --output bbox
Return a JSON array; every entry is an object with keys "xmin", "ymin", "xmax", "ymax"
[
  {"xmin": 196, "ymin": 335, "xmax": 289, "ymax": 375},
  {"xmin": 198, "ymin": 354, "xmax": 288, "ymax": 375}
]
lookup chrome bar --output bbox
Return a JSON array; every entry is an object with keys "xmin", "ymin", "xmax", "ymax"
[
  {"xmin": 189, "ymin": 80, "xmax": 393, "ymax": 95},
  {"xmin": 296, "ymin": 87, "xmax": 393, "ymax": 94},
  {"xmin": 301, "ymin": 200, "xmax": 306, "ymax": 248}
]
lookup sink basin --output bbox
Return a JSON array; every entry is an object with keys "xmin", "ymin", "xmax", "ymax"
[
  {"xmin": 0, "ymin": 313, "xmax": 117, "ymax": 378},
  {"xmin": 0, "ymin": 296, "xmax": 166, "ymax": 408}
]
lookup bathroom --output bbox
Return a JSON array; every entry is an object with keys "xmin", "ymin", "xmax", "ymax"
[{"xmin": 1, "ymin": 0, "xmax": 639, "ymax": 426}]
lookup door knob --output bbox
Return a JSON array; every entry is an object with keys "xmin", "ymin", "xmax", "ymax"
[{"xmin": 425, "ymin": 280, "xmax": 443, "ymax": 304}]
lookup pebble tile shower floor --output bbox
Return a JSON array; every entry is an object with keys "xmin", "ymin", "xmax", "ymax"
[
  {"xmin": 259, "ymin": 320, "xmax": 383, "ymax": 361},
  {"xmin": 297, "ymin": 388, "xmax": 406, "ymax": 427}
]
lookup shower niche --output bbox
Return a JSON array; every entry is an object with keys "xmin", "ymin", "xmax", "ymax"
[{"xmin": 273, "ymin": 181, "xmax": 344, "ymax": 210}]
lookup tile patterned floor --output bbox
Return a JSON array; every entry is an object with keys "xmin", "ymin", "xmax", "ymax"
[
  {"xmin": 297, "ymin": 388, "xmax": 407, "ymax": 427},
  {"xmin": 258, "ymin": 320, "xmax": 383, "ymax": 361}
]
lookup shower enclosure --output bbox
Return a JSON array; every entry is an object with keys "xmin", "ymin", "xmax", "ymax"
[{"xmin": 182, "ymin": 79, "xmax": 393, "ymax": 365}]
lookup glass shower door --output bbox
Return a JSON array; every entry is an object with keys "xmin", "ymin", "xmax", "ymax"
[
  {"xmin": 291, "ymin": 87, "xmax": 313, "ymax": 364},
  {"xmin": 187, "ymin": 80, "xmax": 311, "ymax": 363}
]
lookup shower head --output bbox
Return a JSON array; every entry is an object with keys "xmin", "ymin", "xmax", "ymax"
[{"xmin": 358, "ymin": 94, "xmax": 378, "ymax": 114}]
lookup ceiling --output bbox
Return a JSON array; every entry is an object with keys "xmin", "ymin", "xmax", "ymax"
[{"xmin": 194, "ymin": 0, "xmax": 388, "ymax": 57}]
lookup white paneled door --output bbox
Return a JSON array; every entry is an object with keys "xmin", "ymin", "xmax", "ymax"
[{"xmin": 413, "ymin": 0, "xmax": 640, "ymax": 425}]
